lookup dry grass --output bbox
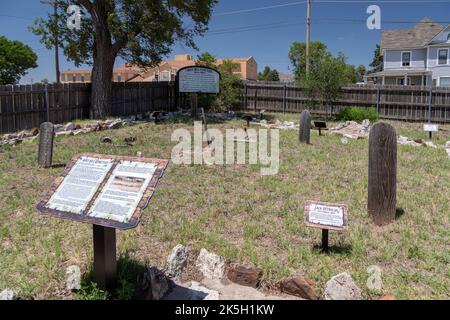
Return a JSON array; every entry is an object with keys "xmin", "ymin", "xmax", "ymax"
[{"xmin": 0, "ymin": 114, "xmax": 449, "ymax": 300}]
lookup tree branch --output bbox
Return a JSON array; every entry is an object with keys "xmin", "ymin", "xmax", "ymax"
[{"xmin": 76, "ymin": 0, "xmax": 93, "ymax": 14}]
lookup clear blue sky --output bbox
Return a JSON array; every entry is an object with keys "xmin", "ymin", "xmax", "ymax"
[{"xmin": 1, "ymin": 0, "xmax": 449, "ymax": 84}]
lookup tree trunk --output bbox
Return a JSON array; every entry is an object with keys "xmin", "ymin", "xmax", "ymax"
[
  {"xmin": 91, "ymin": 43, "xmax": 115, "ymax": 119},
  {"xmin": 90, "ymin": 2, "xmax": 116, "ymax": 119}
]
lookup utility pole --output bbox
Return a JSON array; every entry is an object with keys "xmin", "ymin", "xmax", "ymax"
[
  {"xmin": 40, "ymin": 0, "xmax": 61, "ymax": 84},
  {"xmin": 306, "ymin": 0, "xmax": 311, "ymax": 75}
]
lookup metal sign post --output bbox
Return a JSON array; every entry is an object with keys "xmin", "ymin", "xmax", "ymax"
[{"xmin": 93, "ymin": 225, "xmax": 117, "ymax": 291}]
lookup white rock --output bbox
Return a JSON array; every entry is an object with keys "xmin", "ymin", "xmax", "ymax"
[
  {"xmin": 323, "ymin": 272, "xmax": 363, "ymax": 300},
  {"xmin": 66, "ymin": 265, "xmax": 81, "ymax": 291},
  {"xmin": 63, "ymin": 122, "xmax": 76, "ymax": 131},
  {"xmin": 142, "ymin": 266, "xmax": 169, "ymax": 300},
  {"xmin": 0, "ymin": 289, "xmax": 19, "ymax": 300},
  {"xmin": 167, "ymin": 244, "xmax": 188, "ymax": 281},
  {"xmin": 187, "ymin": 281, "xmax": 220, "ymax": 300},
  {"xmin": 108, "ymin": 119, "xmax": 123, "ymax": 129},
  {"xmin": 195, "ymin": 248, "xmax": 226, "ymax": 280}
]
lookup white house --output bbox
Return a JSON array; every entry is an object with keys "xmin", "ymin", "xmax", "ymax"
[{"xmin": 369, "ymin": 18, "xmax": 450, "ymax": 87}]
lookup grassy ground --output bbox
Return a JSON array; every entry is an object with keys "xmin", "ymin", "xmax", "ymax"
[{"xmin": 0, "ymin": 113, "xmax": 449, "ymax": 300}]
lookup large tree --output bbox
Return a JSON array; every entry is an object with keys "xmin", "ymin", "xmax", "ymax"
[
  {"xmin": 32, "ymin": 0, "xmax": 217, "ymax": 119},
  {"xmin": 0, "ymin": 36, "xmax": 38, "ymax": 85},
  {"xmin": 288, "ymin": 41, "xmax": 328, "ymax": 83}
]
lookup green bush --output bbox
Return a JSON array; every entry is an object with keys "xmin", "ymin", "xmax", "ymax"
[{"xmin": 336, "ymin": 107, "xmax": 379, "ymax": 122}]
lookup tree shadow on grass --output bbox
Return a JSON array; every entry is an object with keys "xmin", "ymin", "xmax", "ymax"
[{"xmin": 76, "ymin": 252, "xmax": 146, "ymax": 300}]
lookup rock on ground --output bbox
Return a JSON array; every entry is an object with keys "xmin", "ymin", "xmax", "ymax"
[
  {"xmin": 142, "ymin": 266, "xmax": 170, "ymax": 300},
  {"xmin": 323, "ymin": 272, "xmax": 363, "ymax": 300},
  {"xmin": 227, "ymin": 264, "xmax": 262, "ymax": 288},
  {"xmin": 279, "ymin": 276, "xmax": 318, "ymax": 300},
  {"xmin": 167, "ymin": 244, "xmax": 188, "ymax": 281},
  {"xmin": 0, "ymin": 289, "xmax": 19, "ymax": 300},
  {"xmin": 195, "ymin": 248, "xmax": 226, "ymax": 280},
  {"xmin": 66, "ymin": 265, "xmax": 81, "ymax": 291}
]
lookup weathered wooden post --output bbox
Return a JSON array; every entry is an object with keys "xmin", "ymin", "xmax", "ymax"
[
  {"xmin": 93, "ymin": 225, "xmax": 117, "ymax": 291},
  {"xmin": 190, "ymin": 93, "xmax": 198, "ymax": 119},
  {"xmin": 299, "ymin": 110, "xmax": 311, "ymax": 144},
  {"xmin": 368, "ymin": 123, "xmax": 397, "ymax": 226},
  {"xmin": 38, "ymin": 122, "xmax": 55, "ymax": 168}
]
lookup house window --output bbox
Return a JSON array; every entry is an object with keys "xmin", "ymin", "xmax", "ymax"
[
  {"xmin": 72, "ymin": 74, "xmax": 77, "ymax": 82},
  {"xmin": 81, "ymin": 75, "xmax": 85, "ymax": 83},
  {"xmin": 154, "ymin": 73, "xmax": 159, "ymax": 82},
  {"xmin": 440, "ymin": 77, "xmax": 450, "ymax": 87},
  {"xmin": 402, "ymin": 52, "xmax": 411, "ymax": 67},
  {"xmin": 170, "ymin": 73, "xmax": 175, "ymax": 81},
  {"xmin": 162, "ymin": 71, "xmax": 170, "ymax": 81},
  {"xmin": 438, "ymin": 49, "xmax": 448, "ymax": 65},
  {"xmin": 117, "ymin": 74, "xmax": 122, "ymax": 82},
  {"xmin": 447, "ymin": 33, "xmax": 450, "ymax": 41}
]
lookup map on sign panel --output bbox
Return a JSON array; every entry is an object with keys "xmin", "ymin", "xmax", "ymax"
[{"xmin": 38, "ymin": 154, "xmax": 168, "ymax": 229}]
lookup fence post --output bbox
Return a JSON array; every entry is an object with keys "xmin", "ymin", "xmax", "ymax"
[
  {"xmin": 254, "ymin": 87, "xmax": 258, "ymax": 113},
  {"xmin": 283, "ymin": 84, "xmax": 287, "ymax": 114},
  {"xmin": 244, "ymin": 82, "xmax": 248, "ymax": 110},
  {"xmin": 11, "ymin": 85, "xmax": 16, "ymax": 132},
  {"xmin": 376, "ymin": 87, "xmax": 381, "ymax": 114},
  {"xmin": 45, "ymin": 84, "xmax": 50, "ymax": 122},
  {"xmin": 428, "ymin": 85, "xmax": 433, "ymax": 123}
]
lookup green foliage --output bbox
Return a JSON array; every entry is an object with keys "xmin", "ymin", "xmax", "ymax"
[
  {"xmin": 336, "ymin": 107, "xmax": 379, "ymax": 122},
  {"xmin": 368, "ymin": 44, "xmax": 383, "ymax": 74},
  {"xmin": 196, "ymin": 52, "xmax": 217, "ymax": 68},
  {"xmin": 75, "ymin": 282, "xmax": 109, "ymax": 300},
  {"xmin": 196, "ymin": 53, "xmax": 241, "ymax": 111},
  {"xmin": 288, "ymin": 41, "xmax": 328, "ymax": 82},
  {"xmin": 290, "ymin": 42, "xmax": 361, "ymax": 110},
  {"xmin": 258, "ymin": 66, "xmax": 280, "ymax": 81},
  {"xmin": 31, "ymin": 1, "xmax": 217, "ymax": 68},
  {"xmin": 0, "ymin": 36, "xmax": 38, "ymax": 85},
  {"xmin": 301, "ymin": 54, "xmax": 348, "ymax": 109}
]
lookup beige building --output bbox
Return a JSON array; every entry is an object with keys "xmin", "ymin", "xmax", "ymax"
[{"xmin": 61, "ymin": 54, "xmax": 258, "ymax": 83}]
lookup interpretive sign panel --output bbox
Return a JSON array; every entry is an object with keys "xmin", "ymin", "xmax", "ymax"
[
  {"xmin": 37, "ymin": 154, "xmax": 168, "ymax": 230},
  {"xmin": 423, "ymin": 124, "xmax": 439, "ymax": 132},
  {"xmin": 304, "ymin": 201, "xmax": 348, "ymax": 231},
  {"xmin": 177, "ymin": 66, "xmax": 220, "ymax": 94}
]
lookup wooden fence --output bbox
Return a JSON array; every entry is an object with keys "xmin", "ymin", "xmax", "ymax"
[
  {"xmin": 0, "ymin": 82, "xmax": 176, "ymax": 134},
  {"xmin": 239, "ymin": 82, "xmax": 450, "ymax": 123}
]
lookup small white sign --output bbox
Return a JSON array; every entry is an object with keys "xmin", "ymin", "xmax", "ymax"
[
  {"xmin": 424, "ymin": 124, "xmax": 439, "ymax": 132},
  {"xmin": 304, "ymin": 201, "xmax": 348, "ymax": 231},
  {"xmin": 178, "ymin": 67, "xmax": 220, "ymax": 94}
]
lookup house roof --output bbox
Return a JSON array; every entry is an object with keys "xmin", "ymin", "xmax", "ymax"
[{"xmin": 381, "ymin": 18, "xmax": 445, "ymax": 50}]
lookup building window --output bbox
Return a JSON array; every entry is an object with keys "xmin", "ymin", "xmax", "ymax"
[
  {"xmin": 438, "ymin": 49, "xmax": 448, "ymax": 65},
  {"xmin": 154, "ymin": 73, "xmax": 159, "ymax": 81},
  {"xmin": 162, "ymin": 71, "xmax": 169, "ymax": 81},
  {"xmin": 447, "ymin": 33, "xmax": 450, "ymax": 41},
  {"xmin": 81, "ymin": 75, "xmax": 85, "ymax": 83},
  {"xmin": 401, "ymin": 52, "xmax": 411, "ymax": 67},
  {"xmin": 117, "ymin": 74, "xmax": 122, "ymax": 82},
  {"xmin": 72, "ymin": 74, "xmax": 77, "ymax": 82},
  {"xmin": 440, "ymin": 77, "xmax": 450, "ymax": 87},
  {"xmin": 170, "ymin": 73, "xmax": 175, "ymax": 81}
]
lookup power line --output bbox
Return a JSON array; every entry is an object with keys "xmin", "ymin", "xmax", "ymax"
[{"xmin": 213, "ymin": 0, "xmax": 450, "ymax": 16}]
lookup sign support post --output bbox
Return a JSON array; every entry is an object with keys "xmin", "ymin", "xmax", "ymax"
[
  {"xmin": 321, "ymin": 229, "xmax": 329, "ymax": 252},
  {"xmin": 190, "ymin": 93, "xmax": 198, "ymax": 119},
  {"xmin": 93, "ymin": 225, "xmax": 117, "ymax": 291}
]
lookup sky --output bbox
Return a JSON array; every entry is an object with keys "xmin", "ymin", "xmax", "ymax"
[{"xmin": 0, "ymin": 0, "xmax": 449, "ymax": 84}]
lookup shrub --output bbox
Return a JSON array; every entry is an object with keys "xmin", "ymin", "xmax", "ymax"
[{"xmin": 336, "ymin": 107, "xmax": 379, "ymax": 122}]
